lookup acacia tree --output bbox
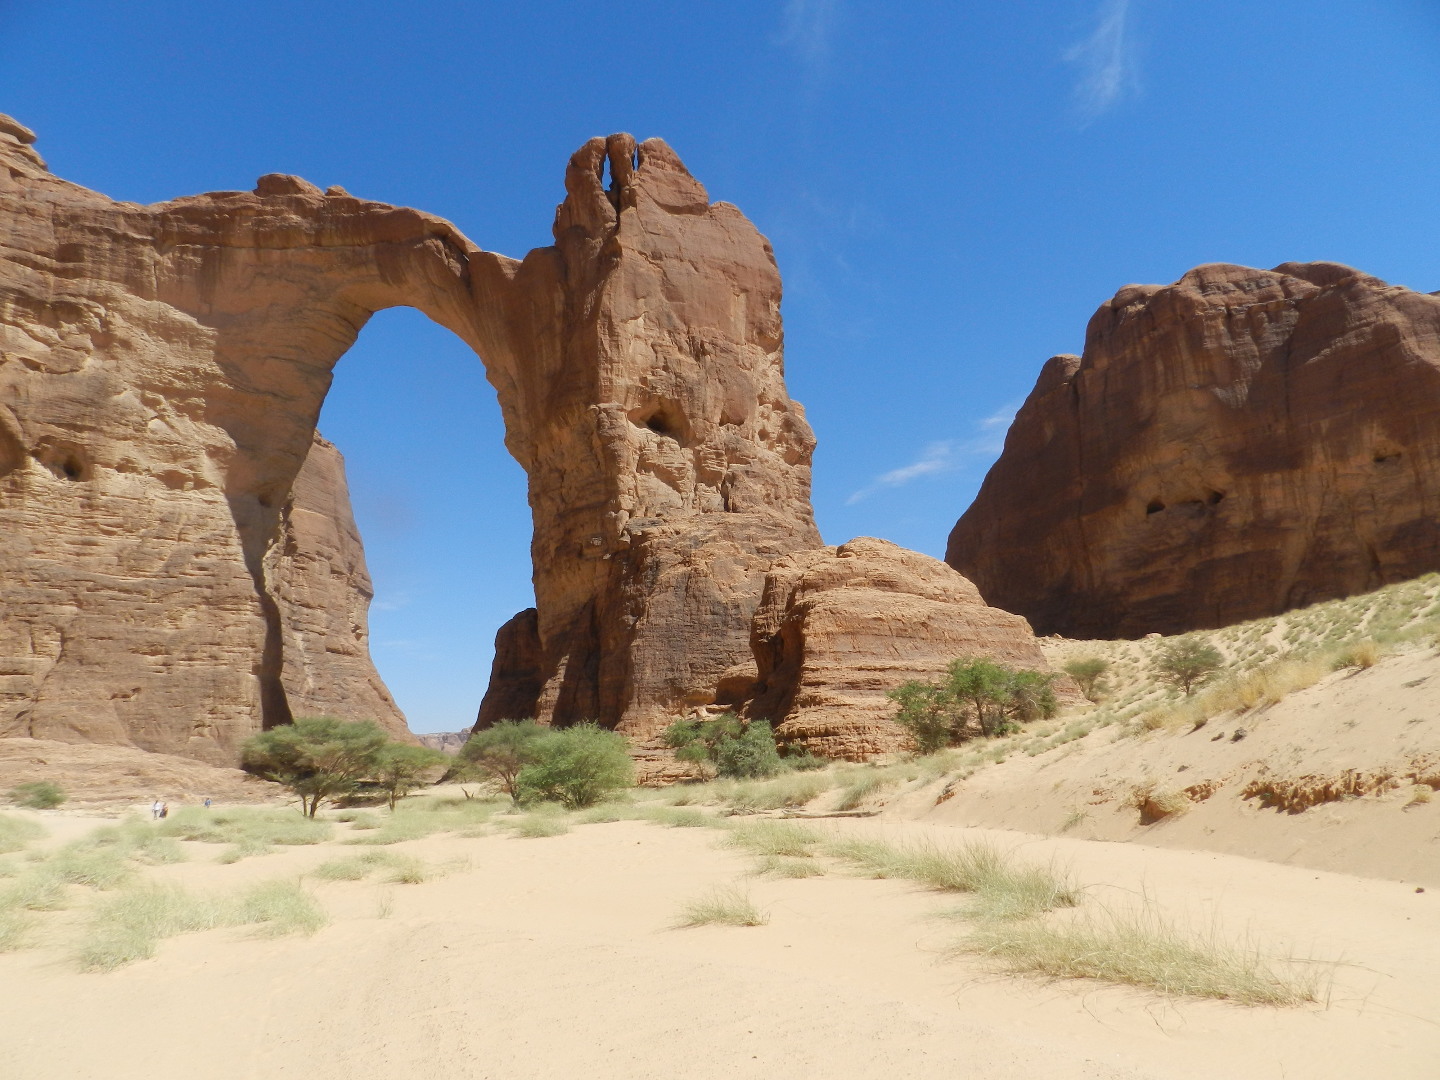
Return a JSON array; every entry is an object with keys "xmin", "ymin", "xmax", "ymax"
[
  {"xmin": 1153, "ymin": 639, "xmax": 1224, "ymax": 695},
  {"xmin": 887, "ymin": 680, "xmax": 956, "ymax": 754},
  {"xmin": 374, "ymin": 744, "xmax": 448, "ymax": 810},
  {"xmin": 456, "ymin": 720, "xmax": 546, "ymax": 805},
  {"xmin": 1062, "ymin": 657, "xmax": 1110, "ymax": 702},
  {"xmin": 241, "ymin": 717, "xmax": 390, "ymax": 817},
  {"xmin": 514, "ymin": 723, "xmax": 635, "ymax": 808},
  {"xmin": 888, "ymin": 659, "xmax": 1058, "ymax": 751}
]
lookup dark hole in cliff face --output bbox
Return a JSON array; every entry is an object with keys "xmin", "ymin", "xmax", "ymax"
[
  {"xmin": 60, "ymin": 456, "xmax": 84, "ymax": 480},
  {"xmin": 1374, "ymin": 451, "xmax": 1403, "ymax": 465},
  {"xmin": 1207, "ymin": 490, "xmax": 1225, "ymax": 506},
  {"xmin": 1146, "ymin": 499, "xmax": 1165, "ymax": 515}
]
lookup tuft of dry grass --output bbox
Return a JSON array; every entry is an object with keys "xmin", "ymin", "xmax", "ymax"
[
  {"xmin": 820, "ymin": 834, "xmax": 1079, "ymax": 920},
  {"xmin": 751, "ymin": 854, "xmax": 826, "ymax": 878},
  {"xmin": 676, "ymin": 883, "xmax": 768, "ymax": 927},
  {"xmin": 502, "ymin": 812, "xmax": 571, "ymax": 838},
  {"xmin": 73, "ymin": 878, "xmax": 327, "ymax": 971},
  {"xmin": 724, "ymin": 820, "xmax": 822, "ymax": 859},
  {"xmin": 0, "ymin": 813, "xmax": 45, "ymax": 855},
  {"xmin": 958, "ymin": 905, "xmax": 1320, "ymax": 1006}
]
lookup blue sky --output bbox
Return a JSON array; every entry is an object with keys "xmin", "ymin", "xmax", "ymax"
[{"xmin": 3, "ymin": 1, "xmax": 1438, "ymax": 731}]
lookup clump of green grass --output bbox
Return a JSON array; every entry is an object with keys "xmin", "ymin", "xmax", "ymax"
[
  {"xmin": 725, "ymin": 771, "xmax": 833, "ymax": 812},
  {"xmin": 159, "ymin": 807, "xmax": 331, "ymax": 860},
  {"xmin": 640, "ymin": 806, "xmax": 712, "ymax": 829},
  {"xmin": 0, "ymin": 813, "xmax": 45, "ymax": 854},
  {"xmin": 74, "ymin": 879, "xmax": 328, "ymax": 971},
  {"xmin": 501, "ymin": 811, "xmax": 572, "ymax": 838},
  {"xmin": 575, "ymin": 802, "xmax": 634, "ymax": 824},
  {"xmin": 676, "ymin": 883, "xmax": 768, "ymax": 927},
  {"xmin": 309, "ymin": 850, "xmax": 403, "ymax": 881},
  {"xmin": 752, "ymin": 854, "xmax": 826, "ymax": 879},
  {"xmin": 725, "ymin": 820, "xmax": 822, "ymax": 858},
  {"xmin": 0, "ymin": 906, "xmax": 32, "ymax": 951},
  {"xmin": 834, "ymin": 769, "xmax": 896, "ymax": 811},
  {"xmin": 821, "ymin": 835, "xmax": 1079, "ymax": 920},
  {"xmin": 340, "ymin": 798, "xmax": 502, "ymax": 845},
  {"xmin": 7, "ymin": 780, "xmax": 65, "ymax": 809},
  {"xmin": 958, "ymin": 906, "xmax": 1319, "ymax": 1005}
]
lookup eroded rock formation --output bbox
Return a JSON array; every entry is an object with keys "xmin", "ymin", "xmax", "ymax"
[
  {"xmin": 748, "ymin": 538, "xmax": 1062, "ymax": 759},
  {"xmin": 0, "ymin": 113, "xmax": 1061, "ymax": 764},
  {"xmin": 947, "ymin": 262, "xmax": 1440, "ymax": 638},
  {"xmin": 0, "ymin": 116, "xmax": 827, "ymax": 759}
]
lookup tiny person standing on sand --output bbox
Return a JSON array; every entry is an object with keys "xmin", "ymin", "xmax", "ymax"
[{"xmin": 151, "ymin": 799, "xmax": 163, "ymax": 820}]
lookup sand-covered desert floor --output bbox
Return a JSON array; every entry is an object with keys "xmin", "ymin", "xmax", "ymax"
[{"xmin": 2, "ymin": 794, "xmax": 1436, "ymax": 1080}]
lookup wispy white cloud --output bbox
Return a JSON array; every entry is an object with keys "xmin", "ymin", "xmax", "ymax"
[
  {"xmin": 371, "ymin": 590, "xmax": 412, "ymax": 613},
  {"xmin": 1065, "ymin": 0, "xmax": 1140, "ymax": 124},
  {"xmin": 776, "ymin": 0, "xmax": 841, "ymax": 71},
  {"xmin": 846, "ymin": 404, "xmax": 1019, "ymax": 505}
]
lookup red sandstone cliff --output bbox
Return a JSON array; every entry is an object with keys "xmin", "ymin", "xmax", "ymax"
[{"xmin": 947, "ymin": 262, "xmax": 1440, "ymax": 638}]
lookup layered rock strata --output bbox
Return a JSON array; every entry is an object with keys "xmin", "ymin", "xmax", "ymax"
[{"xmin": 947, "ymin": 262, "xmax": 1440, "ymax": 638}]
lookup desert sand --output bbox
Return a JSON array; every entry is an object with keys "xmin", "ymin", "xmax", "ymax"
[{"xmin": 2, "ymin": 799, "xmax": 1436, "ymax": 1080}]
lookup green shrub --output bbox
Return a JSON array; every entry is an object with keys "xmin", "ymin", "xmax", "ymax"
[
  {"xmin": 372, "ymin": 744, "xmax": 448, "ymax": 809},
  {"xmin": 159, "ymin": 806, "xmax": 332, "ymax": 859},
  {"xmin": 665, "ymin": 715, "xmax": 784, "ymax": 779},
  {"xmin": 888, "ymin": 658, "xmax": 1059, "ymax": 750},
  {"xmin": 514, "ymin": 724, "xmax": 634, "ymax": 809},
  {"xmin": 8, "ymin": 781, "xmax": 65, "ymax": 810}
]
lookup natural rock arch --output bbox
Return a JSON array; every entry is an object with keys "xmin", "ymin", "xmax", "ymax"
[
  {"xmin": 1, "ymin": 122, "xmax": 819, "ymax": 760},
  {"xmin": 2, "ymin": 116, "xmax": 1061, "ymax": 767}
]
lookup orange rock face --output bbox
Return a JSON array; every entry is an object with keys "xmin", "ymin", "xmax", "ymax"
[
  {"xmin": 748, "ymin": 539, "xmax": 1059, "ymax": 758},
  {"xmin": 947, "ymin": 262, "xmax": 1440, "ymax": 638},
  {"xmin": 0, "ymin": 119, "xmax": 827, "ymax": 759},
  {"xmin": 0, "ymin": 115, "xmax": 1061, "ymax": 764}
]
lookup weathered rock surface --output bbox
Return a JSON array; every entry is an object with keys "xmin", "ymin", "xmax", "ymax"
[
  {"xmin": 0, "ymin": 119, "xmax": 824, "ymax": 759},
  {"xmin": 947, "ymin": 262, "xmax": 1440, "ymax": 638},
  {"xmin": 266, "ymin": 433, "xmax": 407, "ymax": 734},
  {"xmin": 0, "ymin": 115, "xmax": 1065, "ymax": 765},
  {"xmin": 747, "ymin": 538, "xmax": 1060, "ymax": 758}
]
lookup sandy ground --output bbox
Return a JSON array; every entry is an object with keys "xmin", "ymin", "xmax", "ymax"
[
  {"xmin": 902, "ymin": 646, "xmax": 1440, "ymax": 887},
  {"xmin": 0, "ymin": 738, "xmax": 280, "ymax": 805},
  {"xmin": 2, "ymin": 807, "xmax": 1436, "ymax": 1080}
]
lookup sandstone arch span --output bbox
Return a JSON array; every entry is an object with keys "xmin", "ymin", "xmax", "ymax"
[
  {"xmin": 0, "ymin": 121, "xmax": 820, "ymax": 761},
  {"xmin": 2, "ymin": 116, "xmax": 1063, "ymax": 767}
]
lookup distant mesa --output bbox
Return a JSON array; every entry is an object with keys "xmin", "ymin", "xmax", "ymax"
[
  {"xmin": 0, "ymin": 115, "xmax": 1053, "ymax": 767},
  {"xmin": 947, "ymin": 261, "xmax": 1440, "ymax": 639}
]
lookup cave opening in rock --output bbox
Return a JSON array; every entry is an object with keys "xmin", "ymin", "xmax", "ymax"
[{"xmin": 314, "ymin": 306, "xmax": 534, "ymax": 738}]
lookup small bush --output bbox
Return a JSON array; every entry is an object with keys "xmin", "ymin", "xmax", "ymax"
[
  {"xmin": 515, "ymin": 724, "xmax": 635, "ymax": 809},
  {"xmin": 665, "ymin": 715, "xmax": 784, "ymax": 779},
  {"xmin": 889, "ymin": 659, "xmax": 1059, "ymax": 750},
  {"xmin": 455, "ymin": 720, "xmax": 547, "ymax": 805},
  {"xmin": 676, "ymin": 884, "xmax": 768, "ymax": 927},
  {"xmin": 1063, "ymin": 657, "xmax": 1110, "ymax": 702},
  {"xmin": 8, "ymin": 781, "xmax": 65, "ymax": 810},
  {"xmin": 1332, "ymin": 639, "xmax": 1381, "ymax": 670}
]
